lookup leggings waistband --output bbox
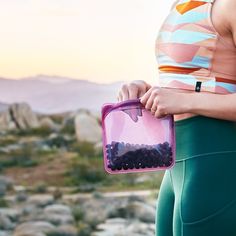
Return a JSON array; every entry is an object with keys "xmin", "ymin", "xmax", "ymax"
[{"xmin": 174, "ymin": 115, "xmax": 236, "ymax": 161}]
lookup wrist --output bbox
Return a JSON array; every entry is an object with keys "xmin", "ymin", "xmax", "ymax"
[{"xmin": 180, "ymin": 92, "xmax": 197, "ymax": 113}]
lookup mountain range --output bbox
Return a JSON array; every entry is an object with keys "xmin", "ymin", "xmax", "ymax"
[
  {"xmin": 0, "ymin": 102, "xmax": 8, "ymax": 112},
  {"xmin": 0, "ymin": 75, "xmax": 125, "ymax": 114}
]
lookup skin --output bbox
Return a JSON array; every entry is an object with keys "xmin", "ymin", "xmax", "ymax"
[{"xmin": 118, "ymin": 0, "xmax": 236, "ymax": 122}]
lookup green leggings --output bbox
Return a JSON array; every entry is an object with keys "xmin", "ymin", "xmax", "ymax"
[{"xmin": 155, "ymin": 115, "xmax": 236, "ymax": 236}]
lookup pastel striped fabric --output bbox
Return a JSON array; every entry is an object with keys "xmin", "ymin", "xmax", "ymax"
[{"xmin": 155, "ymin": 0, "xmax": 236, "ymax": 94}]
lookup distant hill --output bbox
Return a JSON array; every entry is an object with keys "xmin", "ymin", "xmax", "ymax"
[
  {"xmin": 0, "ymin": 102, "xmax": 9, "ymax": 112},
  {"xmin": 0, "ymin": 75, "xmax": 125, "ymax": 114}
]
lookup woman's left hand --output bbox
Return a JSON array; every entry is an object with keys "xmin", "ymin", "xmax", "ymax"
[{"xmin": 140, "ymin": 86, "xmax": 189, "ymax": 118}]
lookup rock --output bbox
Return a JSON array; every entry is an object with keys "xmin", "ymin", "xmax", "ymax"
[
  {"xmin": 13, "ymin": 221, "xmax": 56, "ymax": 236},
  {"xmin": 107, "ymin": 200, "xmax": 155, "ymax": 223},
  {"xmin": 93, "ymin": 218, "xmax": 131, "ymax": 236},
  {"xmin": 0, "ymin": 231, "xmax": 12, "ymax": 236},
  {"xmin": 0, "ymin": 214, "xmax": 14, "ymax": 230},
  {"xmin": 14, "ymin": 186, "xmax": 26, "ymax": 192},
  {"xmin": 15, "ymin": 191, "xmax": 28, "ymax": 202},
  {"xmin": 49, "ymin": 225, "xmax": 77, "ymax": 236},
  {"xmin": 62, "ymin": 113, "xmax": 76, "ymax": 134},
  {"xmin": 44, "ymin": 213, "xmax": 74, "ymax": 225},
  {"xmin": 94, "ymin": 141, "xmax": 103, "ymax": 155},
  {"xmin": 15, "ymin": 233, "xmax": 45, "ymax": 236},
  {"xmin": 126, "ymin": 201, "xmax": 156, "ymax": 223},
  {"xmin": 0, "ymin": 110, "xmax": 16, "ymax": 130},
  {"xmin": 0, "ymin": 209, "xmax": 21, "ymax": 222},
  {"xmin": 9, "ymin": 103, "xmax": 40, "ymax": 130},
  {"xmin": 0, "ymin": 176, "xmax": 14, "ymax": 196},
  {"xmin": 0, "ymin": 103, "xmax": 39, "ymax": 131},
  {"xmin": 134, "ymin": 175, "xmax": 153, "ymax": 184},
  {"xmin": 0, "ymin": 176, "xmax": 14, "ymax": 190},
  {"xmin": 94, "ymin": 218, "xmax": 154, "ymax": 236},
  {"xmin": 75, "ymin": 109, "xmax": 102, "ymax": 143},
  {"xmin": 39, "ymin": 117, "xmax": 60, "ymax": 132},
  {"xmin": 44, "ymin": 204, "xmax": 72, "ymax": 215},
  {"xmin": 126, "ymin": 221, "xmax": 155, "ymax": 236},
  {"xmin": 44, "ymin": 133, "xmax": 71, "ymax": 149},
  {"xmin": 42, "ymin": 204, "xmax": 75, "ymax": 225},
  {"xmin": 0, "ymin": 186, "xmax": 6, "ymax": 197},
  {"xmin": 28, "ymin": 194, "xmax": 54, "ymax": 207},
  {"xmin": 21, "ymin": 204, "xmax": 39, "ymax": 217}
]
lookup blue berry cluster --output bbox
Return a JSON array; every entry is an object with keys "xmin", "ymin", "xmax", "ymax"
[{"xmin": 105, "ymin": 141, "xmax": 173, "ymax": 171}]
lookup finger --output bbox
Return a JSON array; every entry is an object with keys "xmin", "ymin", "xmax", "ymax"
[
  {"xmin": 117, "ymin": 91, "xmax": 122, "ymax": 102},
  {"xmin": 140, "ymin": 88, "xmax": 152, "ymax": 104},
  {"xmin": 128, "ymin": 84, "xmax": 139, "ymax": 99},
  {"xmin": 138, "ymin": 89, "xmax": 147, "ymax": 99},
  {"xmin": 145, "ymin": 92, "xmax": 157, "ymax": 110},
  {"xmin": 154, "ymin": 109, "xmax": 164, "ymax": 119},
  {"xmin": 150, "ymin": 99, "xmax": 158, "ymax": 113},
  {"xmin": 121, "ymin": 84, "xmax": 129, "ymax": 101}
]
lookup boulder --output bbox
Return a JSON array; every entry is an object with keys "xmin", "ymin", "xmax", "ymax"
[
  {"xmin": 0, "ymin": 208, "xmax": 21, "ymax": 222},
  {"xmin": 13, "ymin": 221, "xmax": 55, "ymax": 236},
  {"xmin": 9, "ymin": 103, "xmax": 40, "ymax": 130},
  {"xmin": 0, "ymin": 176, "xmax": 14, "ymax": 189},
  {"xmin": 0, "ymin": 111, "xmax": 16, "ymax": 130},
  {"xmin": 75, "ymin": 109, "xmax": 102, "ymax": 143},
  {"xmin": 0, "ymin": 214, "xmax": 14, "ymax": 230},
  {"xmin": 0, "ymin": 103, "xmax": 39, "ymax": 131},
  {"xmin": 44, "ymin": 204, "xmax": 72, "ymax": 215},
  {"xmin": 39, "ymin": 117, "xmax": 60, "ymax": 132},
  {"xmin": 107, "ymin": 200, "xmax": 155, "ymax": 223},
  {"xmin": 28, "ymin": 195, "xmax": 54, "ymax": 207},
  {"xmin": 44, "ymin": 214, "xmax": 74, "ymax": 225},
  {"xmin": 49, "ymin": 225, "xmax": 77, "ymax": 236},
  {"xmin": 0, "ymin": 231, "xmax": 12, "ymax": 236},
  {"xmin": 126, "ymin": 201, "xmax": 156, "ymax": 223},
  {"xmin": 94, "ymin": 218, "xmax": 128, "ymax": 235},
  {"xmin": 94, "ymin": 141, "xmax": 103, "ymax": 155},
  {"xmin": 0, "ymin": 176, "xmax": 14, "ymax": 196},
  {"xmin": 43, "ymin": 204, "xmax": 74, "ymax": 225},
  {"xmin": 93, "ymin": 218, "xmax": 155, "ymax": 236}
]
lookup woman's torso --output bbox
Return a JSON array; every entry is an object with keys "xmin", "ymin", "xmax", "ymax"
[{"xmin": 155, "ymin": 0, "xmax": 236, "ymax": 121}]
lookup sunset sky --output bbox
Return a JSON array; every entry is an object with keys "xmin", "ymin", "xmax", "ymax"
[{"xmin": 0, "ymin": 0, "xmax": 173, "ymax": 84}]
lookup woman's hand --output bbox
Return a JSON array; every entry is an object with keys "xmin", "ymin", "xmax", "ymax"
[
  {"xmin": 117, "ymin": 80, "xmax": 152, "ymax": 102},
  {"xmin": 140, "ymin": 86, "xmax": 189, "ymax": 118}
]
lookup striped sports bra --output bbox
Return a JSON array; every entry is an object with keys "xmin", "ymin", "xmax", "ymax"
[{"xmin": 155, "ymin": 0, "xmax": 236, "ymax": 94}]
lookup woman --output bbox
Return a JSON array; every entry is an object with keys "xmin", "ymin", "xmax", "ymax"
[{"xmin": 117, "ymin": 0, "xmax": 236, "ymax": 235}]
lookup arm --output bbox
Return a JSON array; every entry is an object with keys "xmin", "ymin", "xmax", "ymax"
[
  {"xmin": 185, "ymin": 93, "xmax": 236, "ymax": 121},
  {"xmin": 140, "ymin": 88, "xmax": 236, "ymax": 122}
]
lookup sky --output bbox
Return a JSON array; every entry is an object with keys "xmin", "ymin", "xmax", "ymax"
[{"xmin": 0, "ymin": 0, "xmax": 173, "ymax": 84}]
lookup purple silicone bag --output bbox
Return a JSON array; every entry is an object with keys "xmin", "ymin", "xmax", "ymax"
[{"xmin": 101, "ymin": 98, "xmax": 176, "ymax": 174}]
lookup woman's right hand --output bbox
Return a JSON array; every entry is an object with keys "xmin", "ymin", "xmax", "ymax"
[{"xmin": 117, "ymin": 80, "xmax": 152, "ymax": 102}]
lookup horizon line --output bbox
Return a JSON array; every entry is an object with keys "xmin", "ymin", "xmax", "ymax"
[{"xmin": 0, "ymin": 74, "xmax": 126, "ymax": 85}]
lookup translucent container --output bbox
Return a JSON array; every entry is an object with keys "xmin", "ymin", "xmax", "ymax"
[{"xmin": 101, "ymin": 98, "xmax": 176, "ymax": 174}]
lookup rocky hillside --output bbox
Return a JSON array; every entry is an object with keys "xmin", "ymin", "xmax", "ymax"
[
  {"xmin": 0, "ymin": 76, "xmax": 125, "ymax": 114},
  {"xmin": 0, "ymin": 102, "xmax": 163, "ymax": 236}
]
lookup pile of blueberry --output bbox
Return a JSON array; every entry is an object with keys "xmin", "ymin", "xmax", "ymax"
[{"xmin": 105, "ymin": 141, "xmax": 173, "ymax": 171}]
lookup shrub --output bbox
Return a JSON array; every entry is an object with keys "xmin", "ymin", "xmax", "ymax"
[
  {"xmin": 71, "ymin": 141, "xmax": 96, "ymax": 157},
  {"xmin": 0, "ymin": 197, "xmax": 8, "ymax": 207},
  {"xmin": 0, "ymin": 143, "xmax": 39, "ymax": 168},
  {"xmin": 65, "ymin": 157, "xmax": 106, "ymax": 186},
  {"xmin": 33, "ymin": 182, "xmax": 47, "ymax": 193},
  {"xmin": 73, "ymin": 206, "xmax": 85, "ymax": 222}
]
